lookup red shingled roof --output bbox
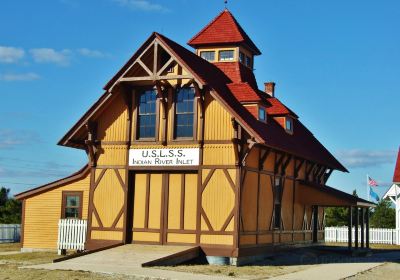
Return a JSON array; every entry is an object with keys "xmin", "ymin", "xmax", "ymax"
[
  {"xmin": 66, "ymin": 31, "xmax": 347, "ymax": 172},
  {"xmin": 188, "ymin": 10, "xmax": 261, "ymax": 55},
  {"xmin": 227, "ymin": 83, "xmax": 262, "ymax": 103},
  {"xmin": 213, "ymin": 62, "xmax": 258, "ymax": 89},
  {"xmin": 393, "ymin": 148, "xmax": 400, "ymax": 182}
]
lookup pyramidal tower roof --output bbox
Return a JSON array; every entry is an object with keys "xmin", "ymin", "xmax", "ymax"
[
  {"xmin": 394, "ymin": 148, "xmax": 400, "ymax": 182},
  {"xmin": 188, "ymin": 9, "xmax": 261, "ymax": 55}
]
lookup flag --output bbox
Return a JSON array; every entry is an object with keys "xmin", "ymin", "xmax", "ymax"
[
  {"xmin": 368, "ymin": 176, "xmax": 379, "ymax": 187},
  {"xmin": 369, "ymin": 187, "xmax": 380, "ymax": 201}
]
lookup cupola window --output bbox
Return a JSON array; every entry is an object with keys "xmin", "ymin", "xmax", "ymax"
[
  {"xmin": 137, "ymin": 89, "xmax": 157, "ymax": 139},
  {"xmin": 200, "ymin": 51, "xmax": 215, "ymax": 62},
  {"xmin": 219, "ymin": 50, "xmax": 234, "ymax": 61},
  {"xmin": 174, "ymin": 87, "xmax": 195, "ymax": 138}
]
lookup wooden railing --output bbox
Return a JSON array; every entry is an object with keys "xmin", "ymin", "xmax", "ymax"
[
  {"xmin": 325, "ymin": 226, "xmax": 400, "ymax": 245},
  {"xmin": 57, "ymin": 219, "xmax": 87, "ymax": 255}
]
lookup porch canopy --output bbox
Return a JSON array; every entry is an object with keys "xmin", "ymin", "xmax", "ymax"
[
  {"xmin": 296, "ymin": 180, "xmax": 376, "ymax": 208},
  {"xmin": 296, "ymin": 180, "xmax": 376, "ymax": 251}
]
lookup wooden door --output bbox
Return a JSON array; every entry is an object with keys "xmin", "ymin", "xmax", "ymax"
[
  {"xmin": 132, "ymin": 173, "xmax": 164, "ymax": 244},
  {"xmin": 130, "ymin": 172, "xmax": 198, "ymax": 245}
]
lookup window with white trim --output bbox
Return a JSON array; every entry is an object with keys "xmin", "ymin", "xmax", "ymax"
[
  {"xmin": 219, "ymin": 50, "xmax": 234, "ymax": 61},
  {"xmin": 200, "ymin": 51, "xmax": 215, "ymax": 62}
]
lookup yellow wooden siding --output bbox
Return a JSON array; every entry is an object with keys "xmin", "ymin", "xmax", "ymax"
[
  {"xmin": 241, "ymin": 171, "xmax": 258, "ymax": 231},
  {"xmin": 262, "ymin": 151, "xmax": 275, "ymax": 172},
  {"xmin": 93, "ymin": 169, "xmax": 125, "ymax": 228},
  {"xmin": 200, "ymin": 234, "xmax": 233, "ymax": 245},
  {"xmin": 133, "ymin": 232, "xmax": 159, "ymax": 242},
  {"xmin": 203, "ymin": 93, "xmax": 233, "ymax": 140},
  {"xmin": 148, "ymin": 173, "xmax": 162, "ymax": 229},
  {"xmin": 258, "ymin": 234, "xmax": 273, "ymax": 244},
  {"xmin": 184, "ymin": 173, "xmax": 197, "ymax": 230},
  {"xmin": 202, "ymin": 169, "xmax": 235, "ymax": 231},
  {"xmin": 97, "ymin": 145, "xmax": 127, "ymax": 166},
  {"xmin": 167, "ymin": 233, "xmax": 196, "ymax": 244},
  {"xmin": 23, "ymin": 171, "xmax": 90, "ymax": 249},
  {"xmin": 97, "ymin": 94, "xmax": 127, "ymax": 141},
  {"xmin": 240, "ymin": 235, "xmax": 256, "ymax": 245},
  {"xmin": 258, "ymin": 174, "xmax": 273, "ymax": 230},
  {"xmin": 91, "ymin": 230, "xmax": 122, "ymax": 241},
  {"xmin": 167, "ymin": 174, "xmax": 181, "ymax": 230},
  {"xmin": 245, "ymin": 147, "xmax": 259, "ymax": 168},
  {"xmin": 281, "ymin": 179, "xmax": 294, "ymax": 230},
  {"xmin": 133, "ymin": 174, "xmax": 147, "ymax": 228},
  {"xmin": 202, "ymin": 144, "xmax": 236, "ymax": 165}
]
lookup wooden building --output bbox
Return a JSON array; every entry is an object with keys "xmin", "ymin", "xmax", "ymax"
[{"xmin": 15, "ymin": 10, "xmax": 374, "ymax": 261}]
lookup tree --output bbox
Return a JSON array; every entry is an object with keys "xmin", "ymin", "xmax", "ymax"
[
  {"xmin": 370, "ymin": 199, "xmax": 395, "ymax": 228},
  {"xmin": 325, "ymin": 207, "xmax": 348, "ymax": 226},
  {"xmin": 324, "ymin": 189, "xmax": 359, "ymax": 227},
  {"xmin": 0, "ymin": 187, "xmax": 22, "ymax": 224}
]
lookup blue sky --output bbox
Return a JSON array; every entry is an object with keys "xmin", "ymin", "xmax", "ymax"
[{"xmin": 0, "ymin": 0, "xmax": 399, "ymax": 200}]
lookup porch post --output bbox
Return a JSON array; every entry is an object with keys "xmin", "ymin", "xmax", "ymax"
[
  {"xmin": 366, "ymin": 208, "xmax": 370, "ymax": 249},
  {"xmin": 348, "ymin": 206, "xmax": 352, "ymax": 251},
  {"xmin": 355, "ymin": 207, "xmax": 359, "ymax": 250},
  {"xmin": 361, "ymin": 208, "xmax": 365, "ymax": 248},
  {"xmin": 313, "ymin": 205, "xmax": 318, "ymax": 243}
]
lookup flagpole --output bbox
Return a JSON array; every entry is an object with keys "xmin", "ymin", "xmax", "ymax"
[{"xmin": 367, "ymin": 174, "xmax": 370, "ymax": 201}]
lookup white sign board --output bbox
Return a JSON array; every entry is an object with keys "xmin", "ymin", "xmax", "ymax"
[{"xmin": 129, "ymin": 148, "xmax": 199, "ymax": 167}]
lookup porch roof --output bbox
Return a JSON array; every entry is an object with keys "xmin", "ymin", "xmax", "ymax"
[{"xmin": 296, "ymin": 180, "xmax": 376, "ymax": 208}]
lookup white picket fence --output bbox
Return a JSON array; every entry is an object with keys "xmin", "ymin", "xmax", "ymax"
[
  {"xmin": 0, "ymin": 224, "xmax": 21, "ymax": 243},
  {"xmin": 57, "ymin": 219, "xmax": 87, "ymax": 255},
  {"xmin": 325, "ymin": 226, "xmax": 400, "ymax": 245}
]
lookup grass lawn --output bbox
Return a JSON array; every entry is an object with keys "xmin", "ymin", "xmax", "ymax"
[{"xmin": 0, "ymin": 243, "xmax": 21, "ymax": 252}]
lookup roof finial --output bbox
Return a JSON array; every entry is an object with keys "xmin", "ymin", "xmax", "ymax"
[{"xmin": 224, "ymin": 0, "xmax": 228, "ymax": 9}]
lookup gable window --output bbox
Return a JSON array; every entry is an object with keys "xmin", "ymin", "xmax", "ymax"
[
  {"xmin": 258, "ymin": 107, "xmax": 267, "ymax": 122},
  {"xmin": 274, "ymin": 178, "xmax": 282, "ymax": 229},
  {"xmin": 200, "ymin": 51, "xmax": 215, "ymax": 62},
  {"xmin": 219, "ymin": 50, "xmax": 234, "ymax": 61},
  {"xmin": 285, "ymin": 117, "xmax": 293, "ymax": 133},
  {"xmin": 137, "ymin": 89, "xmax": 157, "ymax": 139},
  {"xmin": 61, "ymin": 192, "xmax": 82, "ymax": 219},
  {"xmin": 174, "ymin": 87, "xmax": 195, "ymax": 138},
  {"xmin": 239, "ymin": 51, "xmax": 245, "ymax": 63}
]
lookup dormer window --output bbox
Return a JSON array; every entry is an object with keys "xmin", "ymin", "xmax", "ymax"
[
  {"xmin": 200, "ymin": 51, "xmax": 215, "ymax": 62},
  {"xmin": 258, "ymin": 107, "xmax": 267, "ymax": 123},
  {"xmin": 219, "ymin": 50, "xmax": 234, "ymax": 61},
  {"xmin": 285, "ymin": 117, "xmax": 293, "ymax": 133}
]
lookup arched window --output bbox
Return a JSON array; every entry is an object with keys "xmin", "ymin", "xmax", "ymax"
[
  {"xmin": 174, "ymin": 87, "xmax": 195, "ymax": 138},
  {"xmin": 137, "ymin": 89, "xmax": 157, "ymax": 139}
]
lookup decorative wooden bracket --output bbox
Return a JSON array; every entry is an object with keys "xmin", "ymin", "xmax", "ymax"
[
  {"xmin": 294, "ymin": 158, "xmax": 305, "ymax": 178},
  {"xmin": 85, "ymin": 121, "xmax": 98, "ymax": 167}
]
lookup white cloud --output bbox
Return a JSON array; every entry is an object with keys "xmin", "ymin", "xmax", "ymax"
[
  {"xmin": 0, "ymin": 72, "xmax": 40, "ymax": 81},
  {"xmin": 29, "ymin": 48, "xmax": 71, "ymax": 66},
  {"xmin": 336, "ymin": 149, "xmax": 396, "ymax": 169},
  {"xmin": 77, "ymin": 48, "xmax": 105, "ymax": 58},
  {"xmin": 113, "ymin": 0, "xmax": 169, "ymax": 12},
  {"xmin": 0, "ymin": 46, "xmax": 25, "ymax": 63},
  {"xmin": 0, "ymin": 129, "xmax": 41, "ymax": 149}
]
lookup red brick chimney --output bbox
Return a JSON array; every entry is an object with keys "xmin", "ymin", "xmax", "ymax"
[{"xmin": 264, "ymin": 82, "xmax": 275, "ymax": 97}]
